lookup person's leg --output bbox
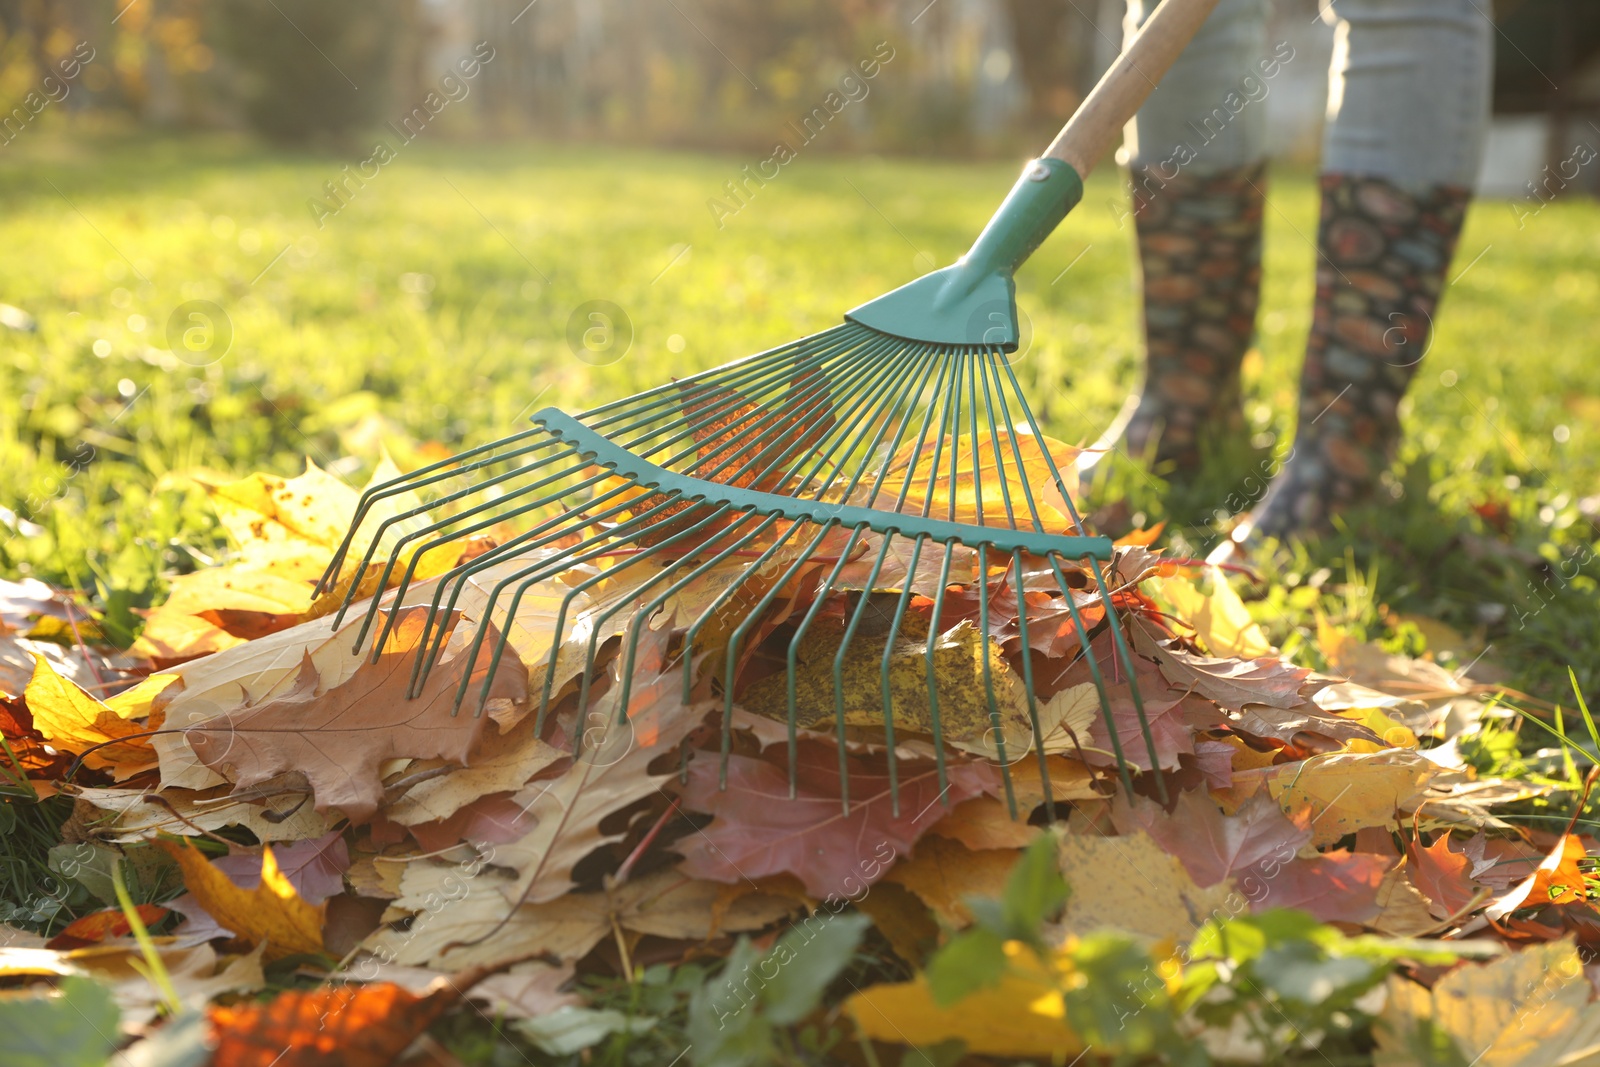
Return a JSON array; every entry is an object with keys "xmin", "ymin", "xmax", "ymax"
[
  {"xmin": 1245, "ymin": 0, "xmax": 1491, "ymax": 536},
  {"xmin": 1117, "ymin": 0, "xmax": 1271, "ymax": 470}
]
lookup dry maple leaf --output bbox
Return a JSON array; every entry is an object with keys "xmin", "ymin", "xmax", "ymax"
[
  {"xmin": 848, "ymin": 943, "xmax": 1086, "ymax": 1059},
  {"xmin": 1486, "ymin": 833, "xmax": 1592, "ymax": 921},
  {"xmin": 186, "ymin": 606, "xmax": 527, "ymax": 823},
  {"xmin": 1256, "ymin": 849, "xmax": 1392, "ymax": 925},
  {"xmin": 157, "ymin": 837, "xmax": 325, "ymax": 960},
  {"xmin": 1408, "ymin": 831, "xmax": 1481, "ymax": 919},
  {"xmin": 677, "ymin": 738, "xmax": 998, "ymax": 897}
]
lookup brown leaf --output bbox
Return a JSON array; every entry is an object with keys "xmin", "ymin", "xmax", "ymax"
[{"xmin": 187, "ymin": 607, "xmax": 527, "ymax": 823}]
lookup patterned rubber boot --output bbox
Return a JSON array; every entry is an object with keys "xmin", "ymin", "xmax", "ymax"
[
  {"xmin": 1120, "ymin": 162, "xmax": 1266, "ymax": 470},
  {"xmin": 1245, "ymin": 174, "xmax": 1471, "ymax": 538}
]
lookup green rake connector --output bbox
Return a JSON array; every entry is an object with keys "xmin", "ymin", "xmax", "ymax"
[{"xmin": 318, "ymin": 0, "xmax": 1222, "ymax": 817}]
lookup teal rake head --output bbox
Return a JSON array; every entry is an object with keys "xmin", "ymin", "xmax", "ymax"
[{"xmin": 316, "ymin": 0, "xmax": 1223, "ymax": 816}]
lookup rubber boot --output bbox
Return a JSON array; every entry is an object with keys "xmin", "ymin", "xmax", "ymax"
[
  {"xmin": 1245, "ymin": 173, "xmax": 1471, "ymax": 537},
  {"xmin": 1120, "ymin": 162, "xmax": 1266, "ymax": 471}
]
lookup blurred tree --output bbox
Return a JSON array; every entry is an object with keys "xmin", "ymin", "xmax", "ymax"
[{"xmin": 215, "ymin": 0, "xmax": 411, "ymax": 143}]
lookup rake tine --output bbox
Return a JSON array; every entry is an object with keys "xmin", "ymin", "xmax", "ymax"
[
  {"xmin": 675, "ymin": 334, "xmax": 905, "ymax": 489},
  {"xmin": 924, "ymin": 543, "xmax": 956, "ymax": 805},
  {"xmin": 775, "ymin": 523, "xmax": 868, "ymax": 810},
  {"xmin": 444, "ymin": 492, "xmax": 707, "ymax": 716},
  {"xmin": 317, "ymin": 423, "xmax": 547, "ymax": 596},
  {"xmin": 611, "ymin": 512, "xmax": 784, "ymax": 723},
  {"xmin": 879, "ymin": 534, "xmax": 926, "ymax": 818},
  {"xmin": 346, "ymin": 455, "xmax": 601, "ymax": 649},
  {"xmin": 978, "ymin": 554, "xmax": 1016, "ymax": 819},
  {"xmin": 837, "ymin": 533, "xmax": 898, "ymax": 815},
  {"xmin": 400, "ymin": 476, "xmax": 653, "ymax": 689},
  {"xmin": 1012, "ymin": 549, "xmax": 1055, "ymax": 823},
  {"xmin": 679, "ymin": 518, "xmax": 816, "ymax": 706},
  {"xmin": 995, "ymin": 355, "xmax": 1157, "ymax": 796},
  {"xmin": 558, "ymin": 506, "xmax": 747, "ymax": 744}
]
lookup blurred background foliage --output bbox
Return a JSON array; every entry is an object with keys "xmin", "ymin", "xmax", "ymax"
[{"xmin": 0, "ymin": 0, "xmax": 1127, "ymax": 152}]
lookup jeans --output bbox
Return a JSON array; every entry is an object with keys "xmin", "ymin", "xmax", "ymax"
[{"xmin": 1123, "ymin": 0, "xmax": 1493, "ymax": 191}]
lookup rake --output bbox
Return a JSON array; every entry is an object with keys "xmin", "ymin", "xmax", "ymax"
[{"xmin": 317, "ymin": 0, "xmax": 1220, "ymax": 817}]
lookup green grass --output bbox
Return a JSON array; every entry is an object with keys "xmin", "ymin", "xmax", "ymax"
[{"xmin": 0, "ymin": 132, "xmax": 1595, "ymax": 696}]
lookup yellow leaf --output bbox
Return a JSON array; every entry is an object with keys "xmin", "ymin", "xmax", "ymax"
[
  {"xmin": 155, "ymin": 838, "xmax": 324, "ymax": 960},
  {"xmin": 885, "ymin": 835, "xmax": 1019, "ymax": 927},
  {"xmin": 1374, "ymin": 940, "xmax": 1600, "ymax": 1066},
  {"xmin": 1058, "ymin": 831, "xmax": 1235, "ymax": 942},
  {"xmin": 1340, "ymin": 706, "xmax": 1421, "ymax": 753},
  {"xmin": 1157, "ymin": 570, "xmax": 1274, "ymax": 659},
  {"xmin": 847, "ymin": 942, "xmax": 1082, "ymax": 1058},
  {"xmin": 1261, "ymin": 750, "xmax": 1437, "ymax": 847},
  {"xmin": 197, "ymin": 459, "xmax": 359, "ymax": 555},
  {"xmin": 853, "ymin": 429, "xmax": 1083, "ymax": 531},
  {"xmin": 25, "ymin": 655, "xmax": 162, "ymax": 771}
]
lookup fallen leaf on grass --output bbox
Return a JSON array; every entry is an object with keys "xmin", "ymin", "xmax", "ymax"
[
  {"xmin": 885, "ymin": 834, "xmax": 1018, "ymax": 927},
  {"xmin": 494, "ymin": 625, "xmax": 704, "ymax": 908},
  {"xmin": 740, "ymin": 614, "xmax": 1032, "ymax": 749},
  {"xmin": 208, "ymin": 977, "xmax": 455, "ymax": 1067},
  {"xmin": 365, "ymin": 863, "xmax": 800, "ymax": 971},
  {"xmin": 157, "ymin": 837, "xmax": 325, "ymax": 959},
  {"xmin": 678, "ymin": 738, "xmax": 996, "ymax": 898},
  {"xmin": 186, "ymin": 607, "xmax": 527, "ymax": 822},
  {"xmin": 1374, "ymin": 939, "xmax": 1600, "ymax": 1066},
  {"xmin": 1156, "ymin": 571, "xmax": 1274, "ymax": 659},
  {"xmin": 66, "ymin": 942, "xmax": 266, "ymax": 1028},
  {"xmin": 852, "ymin": 880, "xmax": 939, "ymax": 967}
]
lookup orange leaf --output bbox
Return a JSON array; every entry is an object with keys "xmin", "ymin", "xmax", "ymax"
[
  {"xmin": 205, "ymin": 959, "xmax": 521, "ymax": 1067},
  {"xmin": 156, "ymin": 838, "xmax": 325, "ymax": 960},
  {"xmin": 44, "ymin": 905, "xmax": 169, "ymax": 949},
  {"xmin": 1530, "ymin": 834, "xmax": 1590, "ymax": 907},
  {"xmin": 208, "ymin": 981, "xmax": 453, "ymax": 1067}
]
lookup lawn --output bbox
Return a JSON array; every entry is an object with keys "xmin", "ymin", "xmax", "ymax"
[{"xmin": 0, "ymin": 132, "xmax": 1595, "ymax": 698}]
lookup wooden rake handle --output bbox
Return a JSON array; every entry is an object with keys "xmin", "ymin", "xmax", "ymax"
[{"xmin": 1043, "ymin": 0, "xmax": 1223, "ymax": 176}]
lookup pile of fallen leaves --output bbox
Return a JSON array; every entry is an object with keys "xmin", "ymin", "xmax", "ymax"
[{"xmin": 2, "ymin": 454, "xmax": 1598, "ymax": 1067}]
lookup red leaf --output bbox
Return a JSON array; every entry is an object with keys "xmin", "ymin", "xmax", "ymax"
[
  {"xmin": 1112, "ymin": 792, "xmax": 1310, "ymax": 888},
  {"xmin": 1258, "ymin": 850, "xmax": 1391, "ymax": 924},
  {"xmin": 45, "ymin": 904, "xmax": 169, "ymax": 949},
  {"xmin": 678, "ymin": 739, "xmax": 996, "ymax": 897}
]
